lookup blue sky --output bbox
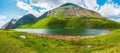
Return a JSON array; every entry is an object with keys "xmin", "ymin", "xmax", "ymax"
[
  {"xmin": 0, "ymin": 0, "xmax": 120, "ymax": 28},
  {"xmin": 0, "ymin": 0, "xmax": 26, "ymax": 20}
]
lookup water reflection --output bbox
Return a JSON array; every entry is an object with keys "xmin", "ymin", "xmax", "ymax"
[{"xmin": 14, "ymin": 29, "xmax": 109, "ymax": 36}]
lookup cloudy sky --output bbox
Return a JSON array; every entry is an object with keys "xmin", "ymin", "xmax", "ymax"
[{"xmin": 0, "ymin": 0, "xmax": 120, "ymax": 28}]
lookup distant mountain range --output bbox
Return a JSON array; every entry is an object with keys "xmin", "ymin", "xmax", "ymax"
[
  {"xmin": 1, "ymin": 14, "xmax": 37, "ymax": 29},
  {"xmin": 2, "ymin": 3, "xmax": 120, "ymax": 29}
]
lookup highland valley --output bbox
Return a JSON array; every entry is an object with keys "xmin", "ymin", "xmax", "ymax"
[{"xmin": 1, "ymin": 2, "xmax": 120, "ymax": 53}]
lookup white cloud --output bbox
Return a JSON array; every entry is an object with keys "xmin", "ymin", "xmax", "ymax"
[
  {"xmin": 17, "ymin": 1, "xmax": 40, "ymax": 17},
  {"xmin": 31, "ymin": 2, "xmax": 51, "ymax": 9},
  {"xmin": 98, "ymin": 1, "xmax": 120, "ymax": 21},
  {"xmin": 30, "ymin": 0, "xmax": 63, "ymax": 13},
  {"xmin": 17, "ymin": 1, "xmax": 32, "ymax": 11},
  {"xmin": 99, "ymin": 3, "xmax": 120, "ymax": 17},
  {"xmin": 0, "ymin": 15, "xmax": 7, "ymax": 28},
  {"xmin": 82, "ymin": 0, "xmax": 99, "ymax": 11},
  {"xmin": 0, "ymin": 15, "xmax": 7, "ymax": 21},
  {"xmin": 0, "ymin": 21, "xmax": 5, "ymax": 28}
]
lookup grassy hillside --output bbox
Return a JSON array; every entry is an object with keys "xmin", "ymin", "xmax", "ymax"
[
  {"xmin": 1, "ymin": 29, "xmax": 120, "ymax": 53},
  {"xmin": 14, "ymin": 3, "xmax": 120, "ymax": 29},
  {"xmin": 17, "ymin": 16, "xmax": 120, "ymax": 29}
]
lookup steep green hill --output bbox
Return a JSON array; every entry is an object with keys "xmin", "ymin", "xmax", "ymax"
[
  {"xmin": 18, "ymin": 16, "xmax": 120, "ymax": 29},
  {"xmin": 17, "ymin": 3, "xmax": 120, "ymax": 29}
]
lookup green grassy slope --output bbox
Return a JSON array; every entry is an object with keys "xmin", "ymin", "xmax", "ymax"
[
  {"xmin": 16, "ymin": 3, "xmax": 120, "ymax": 29},
  {"xmin": 1, "ymin": 30, "xmax": 120, "ymax": 53},
  {"xmin": 18, "ymin": 16, "xmax": 120, "ymax": 29},
  {"xmin": 0, "ymin": 30, "xmax": 37, "ymax": 53}
]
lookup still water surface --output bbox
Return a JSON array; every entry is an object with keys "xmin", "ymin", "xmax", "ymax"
[{"xmin": 14, "ymin": 29, "xmax": 109, "ymax": 36}]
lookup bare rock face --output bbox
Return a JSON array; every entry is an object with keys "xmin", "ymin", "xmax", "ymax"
[{"xmin": 47, "ymin": 3, "xmax": 103, "ymax": 18}]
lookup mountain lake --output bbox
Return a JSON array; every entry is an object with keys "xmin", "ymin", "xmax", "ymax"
[{"xmin": 13, "ymin": 29, "xmax": 110, "ymax": 36}]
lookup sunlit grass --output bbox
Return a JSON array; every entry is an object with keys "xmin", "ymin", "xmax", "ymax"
[{"xmin": 0, "ymin": 29, "xmax": 120, "ymax": 53}]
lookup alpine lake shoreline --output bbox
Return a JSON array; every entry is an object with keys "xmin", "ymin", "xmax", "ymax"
[{"xmin": 13, "ymin": 28, "xmax": 112, "ymax": 40}]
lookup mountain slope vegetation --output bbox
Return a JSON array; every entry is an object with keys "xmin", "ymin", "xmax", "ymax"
[
  {"xmin": 18, "ymin": 16, "xmax": 120, "ymax": 29},
  {"xmin": 17, "ymin": 3, "xmax": 120, "ymax": 29}
]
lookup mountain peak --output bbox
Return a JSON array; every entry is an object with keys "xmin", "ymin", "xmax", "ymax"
[
  {"xmin": 48, "ymin": 3, "xmax": 102, "ymax": 17},
  {"xmin": 61, "ymin": 3, "xmax": 79, "ymax": 7}
]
